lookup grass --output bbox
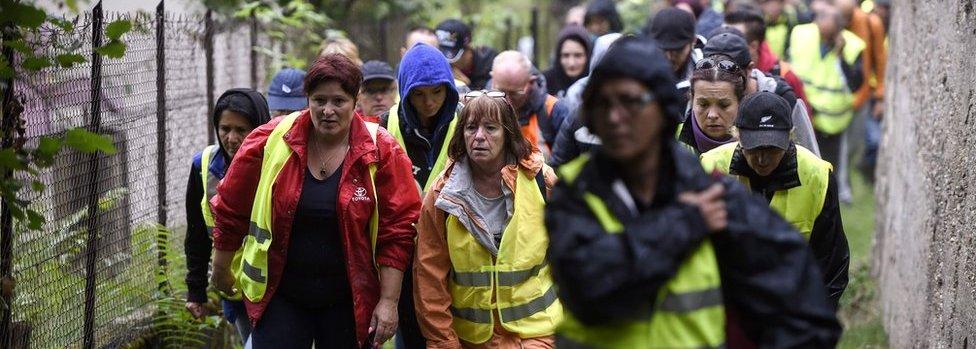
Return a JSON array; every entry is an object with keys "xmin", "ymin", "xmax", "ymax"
[{"xmin": 836, "ymin": 170, "xmax": 889, "ymax": 348}]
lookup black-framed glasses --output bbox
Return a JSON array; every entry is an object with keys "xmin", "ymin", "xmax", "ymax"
[
  {"xmin": 463, "ymin": 90, "xmax": 507, "ymax": 101},
  {"xmin": 695, "ymin": 57, "xmax": 741, "ymax": 73}
]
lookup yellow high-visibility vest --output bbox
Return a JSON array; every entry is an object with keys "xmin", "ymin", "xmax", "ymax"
[
  {"xmin": 200, "ymin": 145, "xmax": 243, "ymax": 301},
  {"xmin": 445, "ymin": 168, "xmax": 563, "ymax": 344},
  {"xmin": 555, "ymin": 155, "xmax": 726, "ymax": 349},
  {"xmin": 386, "ymin": 104, "xmax": 458, "ymax": 193},
  {"xmin": 789, "ymin": 24, "xmax": 866, "ymax": 135},
  {"xmin": 237, "ymin": 112, "xmax": 379, "ymax": 302},
  {"xmin": 700, "ymin": 143, "xmax": 831, "ymax": 240}
]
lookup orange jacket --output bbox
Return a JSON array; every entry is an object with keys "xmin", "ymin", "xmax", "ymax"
[
  {"xmin": 847, "ymin": 8, "xmax": 888, "ymax": 106},
  {"xmin": 412, "ymin": 151, "xmax": 556, "ymax": 349}
]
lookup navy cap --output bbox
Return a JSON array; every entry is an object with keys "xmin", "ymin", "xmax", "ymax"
[
  {"xmin": 361, "ymin": 60, "xmax": 396, "ymax": 82},
  {"xmin": 267, "ymin": 68, "xmax": 307, "ymax": 111},
  {"xmin": 435, "ymin": 19, "xmax": 472, "ymax": 63},
  {"xmin": 736, "ymin": 92, "xmax": 793, "ymax": 150},
  {"xmin": 703, "ymin": 31, "xmax": 751, "ymax": 69}
]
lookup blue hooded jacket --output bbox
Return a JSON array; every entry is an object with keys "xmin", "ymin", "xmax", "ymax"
[{"xmin": 392, "ymin": 44, "xmax": 460, "ymax": 184}]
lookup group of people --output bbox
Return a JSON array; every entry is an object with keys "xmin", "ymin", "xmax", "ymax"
[{"xmin": 183, "ymin": 0, "xmax": 891, "ymax": 348}]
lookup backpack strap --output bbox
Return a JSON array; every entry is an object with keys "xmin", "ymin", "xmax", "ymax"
[{"xmin": 365, "ymin": 121, "xmax": 380, "ymax": 268}]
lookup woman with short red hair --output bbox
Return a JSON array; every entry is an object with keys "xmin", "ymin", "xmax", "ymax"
[{"xmin": 210, "ymin": 54, "xmax": 421, "ymax": 348}]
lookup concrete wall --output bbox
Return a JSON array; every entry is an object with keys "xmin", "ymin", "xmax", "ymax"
[{"xmin": 875, "ymin": 0, "xmax": 976, "ymax": 347}]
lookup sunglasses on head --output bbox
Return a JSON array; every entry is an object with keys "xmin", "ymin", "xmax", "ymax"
[
  {"xmin": 695, "ymin": 57, "xmax": 741, "ymax": 73},
  {"xmin": 463, "ymin": 90, "xmax": 507, "ymax": 101}
]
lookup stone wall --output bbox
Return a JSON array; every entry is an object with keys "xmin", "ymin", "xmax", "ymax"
[{"xmin": 875, "ymin": 0, "xmax": 976, "ymax": 346}]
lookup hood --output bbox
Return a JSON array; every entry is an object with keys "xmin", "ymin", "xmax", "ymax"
[
  {"xmin": 589, "ymin": 33, "xmax": 623, "ymax": 74},
  {"xmin": 213, "ymin": 88, "xmax": 272, "ymax": 156},
  {"xmin": 584, "ymin": 0, "xmax": 623, "ymax": 34},
  {"xmin": 545, "ymin": 25, "xmax": 593, "ymax": 94},
  {"xmin": 397, "ymin": 43, "xmax": 460, "ymax": 132}
]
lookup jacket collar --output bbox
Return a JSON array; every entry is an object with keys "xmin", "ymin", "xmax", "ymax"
[
  {"xmin": 281, "ymin": 110, "xmax": 379, "ymax": 167},
  {"xmin": 728, "ymin": 143, "xmax": 801, "ymax": 194}
]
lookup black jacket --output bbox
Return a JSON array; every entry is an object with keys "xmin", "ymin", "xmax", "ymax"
[
  {"xmin": 184, "ymin": 89, "xmax": 271, "ymax": 303},
  {"xmin": 465, "ymin": 46, "xmax": 498, "ymax": 90},
  {"xmin": 545, "ymin": 141, "xmax": 841, "ymax": 347},
  {"xmin": 728, "ymin": 143, "xmax": 850, "ymax": 309}
]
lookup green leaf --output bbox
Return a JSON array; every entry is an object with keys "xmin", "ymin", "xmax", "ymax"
[
  {"xmin": 26, "ymin": 209, "xmax": 44, "ymax": 230},
  {"xmin": 233, "ymin": 2, "xmax": 264, "ymax": 18},
  {"xmin": 8, "ymin": 3, "xmax": 46, "ymax": 29},
  {"xmin": 65, "ymin": 0, "xmax": 79, "ymax": 13},
  {"xmin": 30, "ymin": 180, "xmax": 45, "ymax": 192},
  {"xmin": 55, "ymin": 53, "xmax": 86, "ymax": 68},
  {"xmin": 0, "ymin": 149, "xmax": 27, "ymax": 171},
  {"xmin": 2, "ymin": 40, "xmax": 31, "ymax": 54},
  {"xmin": 105, "ymin": 20, "xmax": 132, "ymax": 41},
  {"xmin": 34, "ymin": 136, "xmax": 63, "ymax": 166},
  {"xmin": 0, "ymin": 57, "xmax": 12, "ymax": 80},
  {"xmin": 50, "ymin": 18, "xmax": 75, "ymax": 32},
  {"xmin": 22, "ymin": 56, "xmax": 51, "ymax": 71},
  {"xmin": 64, "ymin": 128, "xmax": 117, "ymax": 154},
  {"xmin": 95, "ymin": 40, "xmax": 126, "ymax": 58}
]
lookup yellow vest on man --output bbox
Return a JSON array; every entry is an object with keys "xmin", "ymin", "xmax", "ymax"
[
  {"xmin": 700, "ymin": 143, "xmax": 831, "ymax": 240},
  {"xmin": 555, "ymin": 155, "xmax": 726, "ymax": 349},
  {"xmin": 237, "ymin": 112, "xmax": 380, "ymax": 302},
  {"xmin": 445, "ymin": 168, "xmax": 562, "ymax": 344},
  {"xmin": 789, "ymin": 24, "xmax": 866, "ymax": 135},
  {"xmin": 200, "ymin": 145, "xmax": 243, "ymax": 301},
  {"xmin": 386, "ymin": 104, "xmax": 458, "ymax": 193}
]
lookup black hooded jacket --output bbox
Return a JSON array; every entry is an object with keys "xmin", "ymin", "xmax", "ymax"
[
  {"xmin": 544, "ymin": 25, "xmax": 592, "ymax": 98},
  {"xmin": 728, "ymin": 143, "xmax": 850, "ymax": 309},
  {"xmin": 184, "ymin": 88, "xmax": 271, "ymax": 303},
  {"xmin": 546, "ymin": 143, "xmax": 842, "ymax": 347}
]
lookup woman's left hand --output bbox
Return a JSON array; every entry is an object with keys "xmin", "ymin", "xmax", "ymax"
[{"xmin": 369, "ymin": 298, "xmax": 399, "ymax": 346}]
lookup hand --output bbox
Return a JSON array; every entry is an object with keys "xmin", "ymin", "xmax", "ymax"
[
  {"xmin": 678, "ymin": 184, "xmax": 728, "ymax": 233},
  {"xmin": 872, "ymin": 100, "xmax": 885, "ymax": 120},
  {"xmin": 185, "ymin": 301, "xmax": 207, "ymax": 319},
  {"xmin": 211, "ymin": 268, "xmax": 236, "ymax": 296},
  {"xmin": 368, "ymin": 298, "xmax": 398, "ymax": 347}
]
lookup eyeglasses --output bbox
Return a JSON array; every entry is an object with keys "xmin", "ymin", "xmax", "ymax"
[
  {"xmin": 463, "ymin": 90, "xmax": 507, "ymax": 101},
  {"xmin": 588, "ymin": 92, "xmax": 656, "ymax": 115},
  {"xmin": 695, "ymin": 57, "xmax": 742, "ymax": 73}
]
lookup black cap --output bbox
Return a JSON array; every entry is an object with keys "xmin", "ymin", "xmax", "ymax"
[
  {"xmin": 647, "ymin": 8, "xmax": 696, "ymax": 50},
  {"xmin": 435, "ymin": 19, "xmax": 472, "ymax": 63},
  {"xmin": 703, "ymin": 31, "xmax": 751, "ymax": 69},
  {"xmin": 736, "ymin": 92, "xmax": 793, "ymax": 150},
  {"xmin": 361, "ymin": 60, "xmax": 395, "ymax": 82}
]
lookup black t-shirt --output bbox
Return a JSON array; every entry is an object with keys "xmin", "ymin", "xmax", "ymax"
[{"xmin": 276, "ymin": 166, "xmax": 352, "ymax": 308}]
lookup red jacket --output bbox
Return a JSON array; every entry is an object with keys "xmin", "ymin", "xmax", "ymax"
[
  {"xmin": 211, "ymin": 111, "xmax": 420, "ymax": 345},
  {"xmin": 756, "ymin": 41, "xmax": 814, "ymax": 119}
]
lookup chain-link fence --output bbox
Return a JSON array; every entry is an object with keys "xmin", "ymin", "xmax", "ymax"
[{"xmin": 3, "ymin": 1, "xmax": 272, "ymax": 347}]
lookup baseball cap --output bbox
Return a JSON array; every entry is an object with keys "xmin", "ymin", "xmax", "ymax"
[
  {"xmin": 647, "ymin": 8, "xmax": 696, "ymax": 50},
  {"xmin": 267, "ymin": 68, "xmax": 307, "ymax": 111},
  {"xmin": 703, "ymin": 30, "xmax": 751, "ymax": 69},
  {"xmin": 735, "ymin": 92, "xmax": 793, "ymax": 150},
  {"xmin": 435, "ymin": 19, "xmax": 472, "ymax": 63},
  {"xmin": 361, "ymin": 60, "xmax": 396, "ymax": 83}
]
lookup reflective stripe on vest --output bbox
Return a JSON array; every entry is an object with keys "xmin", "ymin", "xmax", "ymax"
[
  {"xmin": 788, "ymin": 24, "xmax": 866, "ymax": 135},
  {"xmin": 700, "ymin": 143, "xmax": 831, "ymax": 240},
  {"xmin": 200, "ymin": 145, "xmax": 244, "ymax": 301},
  {"xmin": 386, "ymin": 103, "xmax": 458, "ymax": 193},
  {"xmin": 555, "ymin": 155, "xmax": 726, "ymax": 349},
  {"xmin": 445, "ymin": 169, "xmax": 563, "ymax": 344},
  {"xmin": 239, "ymin": 112, "xmax": 380, "ymax": 302}
]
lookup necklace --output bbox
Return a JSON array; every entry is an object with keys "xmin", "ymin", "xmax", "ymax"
[{"xmin": 308, "ymin": 138, "xmax": 348, "ymax": 177}]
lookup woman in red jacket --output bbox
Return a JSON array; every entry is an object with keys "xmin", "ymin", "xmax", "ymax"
[{"xmin": 210, "ymin": 54, "xmax": 421, "ymax": 348}]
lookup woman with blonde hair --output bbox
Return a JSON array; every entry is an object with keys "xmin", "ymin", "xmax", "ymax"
[{"xmin": 320, "ymin": 36, "xmax": 363, "ymax": 66}]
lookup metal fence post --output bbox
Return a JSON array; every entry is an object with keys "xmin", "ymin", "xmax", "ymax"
[
  {"xmin": 0, "ymin": 24, "xmax": 17, "ymax": 349},
  {"xmin": 154, "ymin": 0, "xmax": 171, "ymax": 293},
  {"xmin": 204, "ymin": 10, "xmax": 215, "ymax": 145},
  {"xmin": 530, "ymin": 7, "xmax": 539, "ymax": 66},
  {"xmin": 82, "ymin": 2, "xmax": 105, "ymax": 348}
]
